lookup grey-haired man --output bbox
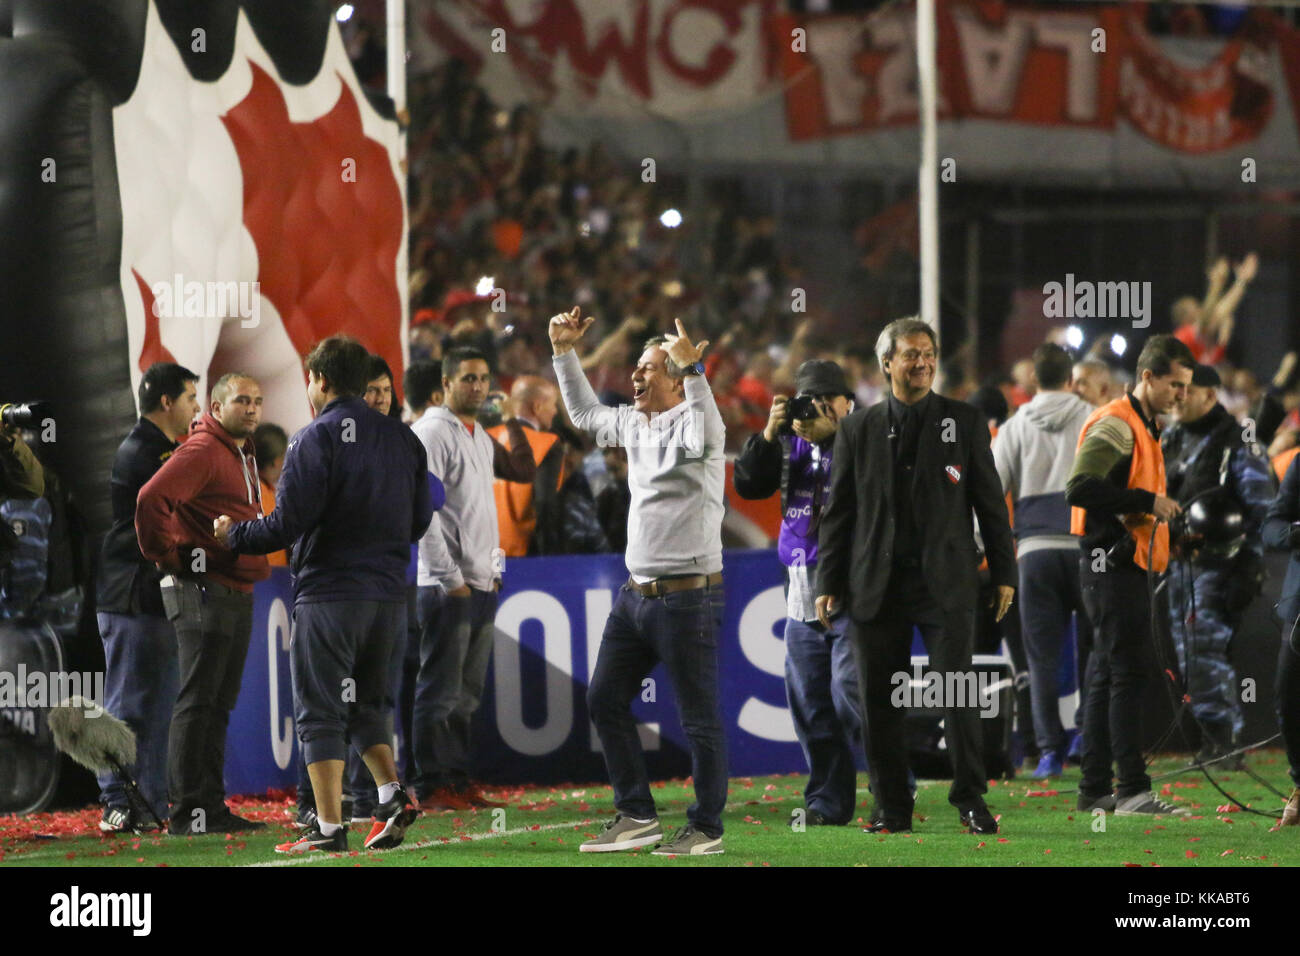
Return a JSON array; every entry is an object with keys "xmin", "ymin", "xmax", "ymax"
[{"xmin": 551, "ymin": 308, "xmax": 728, "ymax": 857}]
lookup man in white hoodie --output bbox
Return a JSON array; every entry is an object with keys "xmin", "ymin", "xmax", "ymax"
[
  {"xmin": 993, "ymin": 344, "xmax": 1094, "ymax": 777},
  {"xmin": 410, "ymin": 346, "xmax": 536, "ymax": 810}
]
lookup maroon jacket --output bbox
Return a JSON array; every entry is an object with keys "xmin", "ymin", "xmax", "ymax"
[{"xmin": 136, "ymin": 413, "xmax": 270, "ymax": 592}]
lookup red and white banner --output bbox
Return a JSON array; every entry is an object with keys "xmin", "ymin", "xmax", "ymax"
[
  {"xmin": 413, "ymin": 0, "xmax": 778, "ymax": 120},
  {"xmin": 415, "ymin": 0, "xmax": 1300, "ymax": 163},
  {"xmin": 776, "ymin": 3, "xmax": 1275, "ymax": 154}
]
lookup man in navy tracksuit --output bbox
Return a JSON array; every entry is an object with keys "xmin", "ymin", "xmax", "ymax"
[{"xmin": 218, "ymin": 336, "xmax": 437, "ymax": 853}]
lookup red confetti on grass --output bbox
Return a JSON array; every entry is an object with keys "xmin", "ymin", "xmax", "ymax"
[
  {"xmin": 1220, "ymin": 849, "xmax": 1235, "ymax": 857},
  {"xmin": 1186, "ymin": 850, "xmax": 1197, "ymax": 858}
]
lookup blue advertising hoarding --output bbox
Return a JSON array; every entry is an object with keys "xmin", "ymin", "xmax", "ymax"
[
  {"xmin": 223, "ymin": 551, "xmax": 1077, "ymax": 795},
  {"xmin": 225, "ymin": 551, "xmax": 801, "ymax": 794}
]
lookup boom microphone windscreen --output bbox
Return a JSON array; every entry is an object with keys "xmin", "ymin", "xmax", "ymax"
[{"xmin": 47, "ymin": 696, "xmax": 137, "ymax": 773}]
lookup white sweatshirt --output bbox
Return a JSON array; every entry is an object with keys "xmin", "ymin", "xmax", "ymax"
[{"xmin": 553, "ymin": 350, "xmax": 725, "ymax": 580}]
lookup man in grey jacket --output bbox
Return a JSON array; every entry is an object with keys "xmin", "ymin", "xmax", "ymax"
[
  {"xmin": 410, "ymin": 346, "xmax": 535, "ymax": 810},
  {"xmin": 551, "ymin": 308, "xmax": 728, "ymax": 857},
  {"xmin": 993, "ymin": 343, "xmax": 1094, "ymax": 777}
]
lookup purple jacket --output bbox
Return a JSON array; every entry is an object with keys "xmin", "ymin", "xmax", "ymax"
[{"xmin": 732, "ymin": 432, "xmax": 833, "ymax": 568}]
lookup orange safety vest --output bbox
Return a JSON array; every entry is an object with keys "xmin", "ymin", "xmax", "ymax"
[
  {"xmin": 260, "ymin": 478, "xmax": 288, "ymax": 567},
  {"xmin": 487, "ymin": 423, "xmax": 561, "ymax": 557},
  {"xmin": 1069, "ymin": 396, "xmax": 1169, "ymax": 573},
  {"xmin": 1274, "ymin": 445, "xmax": 1300, "ymax": 484}
]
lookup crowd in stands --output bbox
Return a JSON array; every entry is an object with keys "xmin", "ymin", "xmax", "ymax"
[{"xmin": 377, "ymin": 63, "xmax": 1300, "ymax": 558}]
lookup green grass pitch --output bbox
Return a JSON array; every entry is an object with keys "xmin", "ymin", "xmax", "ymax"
[{"xmin": 2, "ymin": 754, "xmax": 1295, "ymax": 867}]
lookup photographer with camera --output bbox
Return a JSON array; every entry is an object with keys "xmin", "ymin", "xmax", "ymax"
[
  {"xmin": 1162, "ymin": 364, "xmax": 1275, "ymax": 768},
  {"xmin": 734, "ymin": 361, "xmax": 860, "ymax": 826},
  {"xmin": 1066, "ymin": 334, "xmax": 1193, "ymax": 817},
  {"xmin": 0, "ymin": 405, "xmax": 45, "ymax": 501},
  {"xmin": 0, "ymin": 404, "xmax": 47, "ymax": 586}
]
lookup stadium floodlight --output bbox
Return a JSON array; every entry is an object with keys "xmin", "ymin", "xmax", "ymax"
[
  {"xmin": 659, "ymin": 208, "xmax": 682, "ymax": 229},
  {"xmin": 476, "ymin": 275, "xmax": 495, "ymax": 297},
  {"xmin": 1111, "ymin": 333, "xmax": 1128, "ymax": 356},
  {"xmin": 336, "ymin": 3, "xmax": 354, "ymax": 22},
  {"xmin": 1066, "ymin": 325, "xmax": 1084, "ymax": 349}
]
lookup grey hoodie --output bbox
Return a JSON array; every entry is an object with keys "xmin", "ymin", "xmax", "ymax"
[{"xmin": 993, "ymin": 390, "xmax": 1092, "ymax": 556}]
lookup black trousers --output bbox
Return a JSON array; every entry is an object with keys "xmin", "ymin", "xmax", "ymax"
[
  {"xmin": 1078, "ymin": 558, "xmax": 1153, "ymax": 800},
  {"xmin": 1276, "ymin": 635, "xmax": 1300, "ymax": 789},
  {"xmin": 850, "ymin": 566, "xmax": 986, "ymax": 818},
  {"xmin": 167, "ymin": 580, "xmax": 253, "ymax": 826}
]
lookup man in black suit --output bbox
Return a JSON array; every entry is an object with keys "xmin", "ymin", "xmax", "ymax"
[{"xmin": 816, "ymin": 316, "xmax": 1016, "ymax": 835}]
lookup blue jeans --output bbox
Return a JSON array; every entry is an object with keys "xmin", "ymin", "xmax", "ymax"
[
  {"xmin": 412, "ymin": 586, "xmax": 499, "ymax": 795},
  {"xmin": 587, "ymin": 581, "xmax": 728, "ymax": 837},
  {"xmin": 1018, "ymin": 548, "xmax": 1088, "ymax": 753},
  {"xmin": 785, "ymin": 615, "xmax": 862, "ymax": 824},
  {"xmin": 96, "ymin": 612, "xmax": 178, "ymax": 821}
]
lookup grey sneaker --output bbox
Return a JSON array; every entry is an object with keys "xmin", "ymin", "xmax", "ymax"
[
  {"xmin": 1077, "ymin": 792, "xmax": 1117, "ymax": 813},
  {"xmin": 579, "ymin": 814, "xmax": 663, "ymax": 853},
  {"xmin": 651, "ymin": 825, "xmax": 724, "ymax": 857},
  {"xmin": 1115, "ymin": 792, "xmax": 1190, "ymax": 817}
]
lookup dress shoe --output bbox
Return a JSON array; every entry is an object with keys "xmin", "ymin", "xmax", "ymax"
[
  {"xmin": 1077, "ymin": 792, "xmax": 1117, "ymax": 813},
  {"xmin": 958, "ymin": 803, "xmax": 999, "ymax": 834},
  {"xmin": 862, "ymin": 814, "xmax": 911, "ymax": 834}
]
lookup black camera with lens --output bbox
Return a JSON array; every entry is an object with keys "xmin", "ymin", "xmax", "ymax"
[
  {"xmin": 780, "ymin": 394, "xmax": 821, "ymax": 435},
  {"xmin": 0, "ymin": 402, "xmax": 52, "ymax": 429}
]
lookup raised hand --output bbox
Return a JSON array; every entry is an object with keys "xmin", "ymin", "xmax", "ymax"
[
  {"xmin": 1207, "ymin": 256, "xmax": 1230, "ymax": 286},
  {"xmin": 549, "ymin": 306, "xmax": 595, "ymax": 355},
  {"xmin": 1236, "ymin": 252, "xmax": 1259, "ymax": 283},
  {"xmin": 662, "ymin": 318, "xmax": 709, "ymax": 370}
]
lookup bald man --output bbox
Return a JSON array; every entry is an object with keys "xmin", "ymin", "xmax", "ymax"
[
  {"xmin": 1072, "ymin": 359, "xmax": 1114, "ymax": 409},
  {"xmin": 488, "ymin": 375, "xmax": 567, "ymax": 556}
]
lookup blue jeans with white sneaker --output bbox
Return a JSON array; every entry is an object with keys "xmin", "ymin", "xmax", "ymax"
[{"xmin": 587, "ymin": 581, "xmax": 728, "ymax": 838}]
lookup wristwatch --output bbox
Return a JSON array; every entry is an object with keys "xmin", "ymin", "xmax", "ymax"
[{"xmin": 683, "ymin": 361, "xmax": 705, "ymax": 376}]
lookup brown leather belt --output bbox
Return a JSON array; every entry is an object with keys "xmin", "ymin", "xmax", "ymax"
[{"xmin": 627, "ymin": 572, "xmax": 724, "ymax": 598}]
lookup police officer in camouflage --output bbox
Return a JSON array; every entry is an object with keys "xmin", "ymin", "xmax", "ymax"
[{"xmin": 1162, "ymin": 364, "xmax": 1275, "ymax": 766}]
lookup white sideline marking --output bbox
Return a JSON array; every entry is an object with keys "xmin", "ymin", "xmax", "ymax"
[{"xmin": 247, "ymin": 819, "xmax": 589, "ymax": 867}]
